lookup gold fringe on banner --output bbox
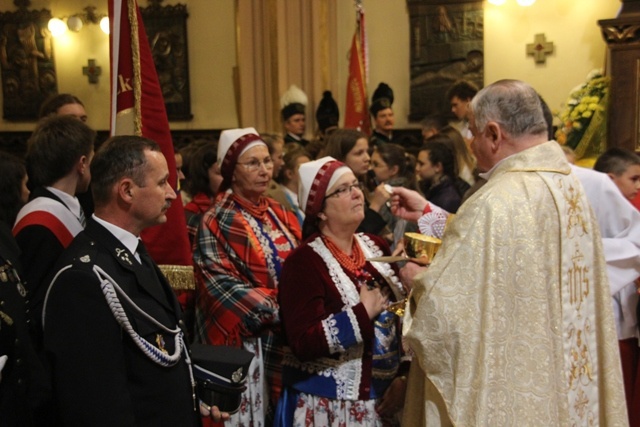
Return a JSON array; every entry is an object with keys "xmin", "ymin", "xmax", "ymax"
[{"xmin": 159, "ymin": 264, "xmax": 196, "ymax": 290}]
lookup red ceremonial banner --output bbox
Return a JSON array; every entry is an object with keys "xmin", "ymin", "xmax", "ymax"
[
  {"xmin": 108, "ymin": 0, "xmax": 192, "ymax": 268},
  {"xmin": 344, "ymin": 8, "xmax": 370, "ymax": 135}
]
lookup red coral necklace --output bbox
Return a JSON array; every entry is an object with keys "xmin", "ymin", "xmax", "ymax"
[{"xmin": 322, "ymin": 235, "xmax": 372, "ymax": 284}]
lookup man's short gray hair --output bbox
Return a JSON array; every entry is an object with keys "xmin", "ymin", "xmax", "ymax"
[
  {"xmin": 470, "ymin": 80, "xmax": 548, "ymax": 139},
  {"xmin": 91, "ymin": 136, "xmax": 161, "ymax": 207}
]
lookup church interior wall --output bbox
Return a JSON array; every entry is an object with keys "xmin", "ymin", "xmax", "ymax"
[{"xmin": 0, "ymin": 0, "xmax": 621, "ymax": 134}]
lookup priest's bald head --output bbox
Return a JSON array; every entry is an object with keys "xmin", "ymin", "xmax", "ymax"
[{"xmin": 468, "ymin": 80, "xmax": 548, "ymax": 172}]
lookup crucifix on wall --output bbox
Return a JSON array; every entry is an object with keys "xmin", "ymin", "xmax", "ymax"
[
  {"xmin": 526, "ymin": 33, "xmax": 554, "ymax": 64},
  {"xmin": 82, "ymin": 59, "xmax": 101, "ymax": 84}
]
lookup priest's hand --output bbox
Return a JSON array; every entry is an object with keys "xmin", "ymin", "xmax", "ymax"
[
  {"xmin": 390, "ymin": 187, "xmax": 428, "ymax": 221},
  {"xmin": 399, "ymin": 261, "xmax": 428, "ymax": 293}
]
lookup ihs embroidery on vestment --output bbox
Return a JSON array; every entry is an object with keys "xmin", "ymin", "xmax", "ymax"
[
  {"xmin": 557, "ymin": 179, "xmax": 588, "ymax": 238},
  {"xmin": 568, "ymin": 244, "xmax": 590, "ymax": 314}
]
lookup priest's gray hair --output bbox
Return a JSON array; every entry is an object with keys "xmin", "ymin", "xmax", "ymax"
[{"xmin": 471, "ymin": 79, "xmax": 548, "ymax": 139}]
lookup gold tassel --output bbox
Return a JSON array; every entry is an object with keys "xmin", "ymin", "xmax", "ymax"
[{"xmin": 158, "ymin": 264, "xmax": 196, "ymax": 290}]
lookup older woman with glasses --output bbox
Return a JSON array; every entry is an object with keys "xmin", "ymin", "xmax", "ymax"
[
  {"xmin": 193, "ymin": 128, "xmax": 302, "ymax": 426},
  {"xmin": 275, "ymin": 157, "xmax": 408, "ymax": 427}
]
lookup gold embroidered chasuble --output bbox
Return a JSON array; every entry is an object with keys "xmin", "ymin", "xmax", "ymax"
[{"xmin": 402, "ymin": 141, "xmax": 627, "ymax": 426}]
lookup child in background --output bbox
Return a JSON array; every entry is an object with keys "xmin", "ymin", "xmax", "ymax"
[
  {"xmin": 594, "ymin": 147, "xmax": 640, "ymax": 201},
  {"xmin": 594, "ymin": 146, "xmax": 640, "ymax": 425}
]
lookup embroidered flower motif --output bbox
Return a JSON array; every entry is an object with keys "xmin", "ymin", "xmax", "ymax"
[{"xmin": 322, "ymin": 314, "xmax": 344, "ymax": 354}]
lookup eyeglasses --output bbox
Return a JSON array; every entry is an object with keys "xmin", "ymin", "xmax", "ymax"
[
  {"xmin": 324, "ymin": 182, "xmax": 364, "ymax": 200},
  {"xmin": 237, "ymin": 157, "xmax": 274, "ymax": 172}
]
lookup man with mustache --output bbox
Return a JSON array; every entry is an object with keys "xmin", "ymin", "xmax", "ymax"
[
  {"xmin": 369, "ymin": 82, "xmax": 396, "ymax": 148},
  {"xmin": 43, "ymin": 136, "xmax": 227, "ymax": 425}
]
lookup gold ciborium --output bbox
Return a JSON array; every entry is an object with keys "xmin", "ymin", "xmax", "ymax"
[{"xmin": 403, "ymin": 232, "xmax": 442, "ymax": 263}]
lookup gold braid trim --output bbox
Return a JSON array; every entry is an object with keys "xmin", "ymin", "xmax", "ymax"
[
  {"xmin": 128, "ymin": 0, "xmax": 143, "ymax": 135},
  {"xmin": 158, "ymin": 264, "xmax": 196, "ymax": 290}
]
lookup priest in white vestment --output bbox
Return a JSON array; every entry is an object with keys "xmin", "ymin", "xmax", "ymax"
[{"xmin": 400, "ymin": 80, "xmax": 628, "ymax": 426}]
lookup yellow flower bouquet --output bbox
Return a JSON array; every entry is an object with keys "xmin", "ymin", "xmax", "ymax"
[{"xmin": 555, "ymin": 70, "xmax": 609, "ymax": 153}]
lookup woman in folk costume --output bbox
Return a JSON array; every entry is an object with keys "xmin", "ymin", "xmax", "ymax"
[
  {"xmin": 275, "ymin": 157, "xmax": 409, "ymax": 426},
  {"xmin": 193, "ymin": 128, "xmax": 301, "ymax": 426}
]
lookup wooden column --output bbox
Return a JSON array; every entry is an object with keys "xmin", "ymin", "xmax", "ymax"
[{"xmin": 598, "ymin": 0, "xmax": 640, "ymax": 152}]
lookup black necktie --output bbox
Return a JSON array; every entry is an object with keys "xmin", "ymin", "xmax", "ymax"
[
  {"xmin": 136, "ymin": 240, "xmax": 168, "ymax": 298},
  {"xmin": 136, "ymin": 240, "xmax": 155, "ymax": 270},
  {"xmin": 135, "ymin": 241, "xmax": 175, "ymax": 329}
]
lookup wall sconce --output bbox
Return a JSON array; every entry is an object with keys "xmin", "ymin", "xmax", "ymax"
[{"xmin": 48, "ymin": 6, "xmax": 109, "ymax": 37}]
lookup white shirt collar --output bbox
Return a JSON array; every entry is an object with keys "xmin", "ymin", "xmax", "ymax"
[
  {"xmin": 287, "ymin": 132, "xmax": 302, "ymax": 142},
  {"xmin": 46, "ymin": 186, "xmax": 82, "ymax": 218},
  {"xmin": 478, "ymin": 154, "xmax": 515, "ymax": 181},
  {"xmin": 92, "ymin": 214, "xmax": 141, "ymax": 262}
]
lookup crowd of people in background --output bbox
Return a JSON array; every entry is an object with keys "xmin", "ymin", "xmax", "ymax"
[{"xmin": 1, "ymin": 76, "xmax": 639, "ymax": 427}]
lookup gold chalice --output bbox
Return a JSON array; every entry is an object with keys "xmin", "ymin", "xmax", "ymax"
[
  {"xmin": 403, "ymin": 232, "xmax": 442, "ymax": 264},
  {"xmin": 385, "ymin": 233, "xmax": 442, "ymax": 317}
]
